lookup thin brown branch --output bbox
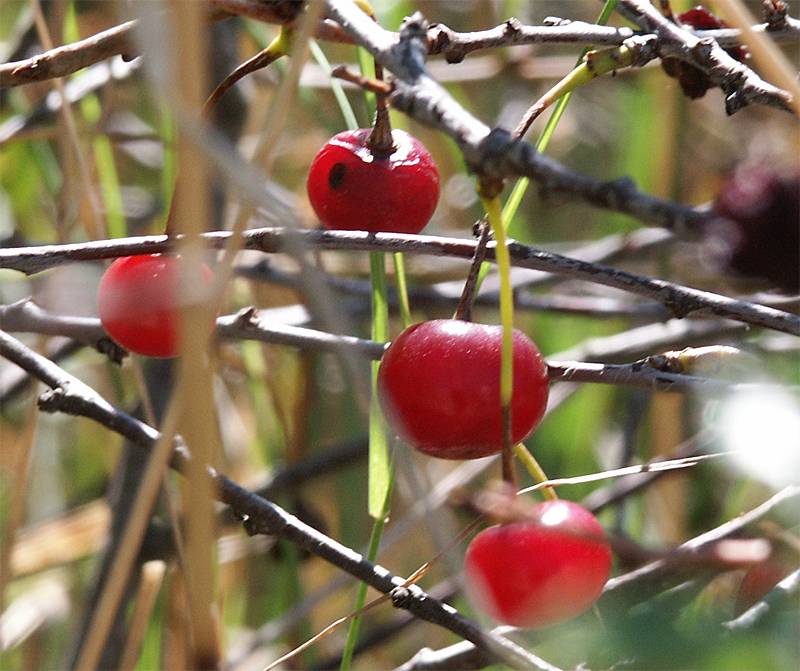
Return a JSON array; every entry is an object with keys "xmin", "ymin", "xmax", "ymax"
[
  {"xmin": 0, "ymin": 300, "xmax": 790, "ymax": 396},
  {"xmin": 426, "ymin": 17, "xmax": 636, "ymax": 63},
  {"xmin": 1, "ymin": 228, "xmax": 797, "ymax": 335},
  {"xmin": 0, "ymin": 20, "xmax": 136, "ymax": 88}
]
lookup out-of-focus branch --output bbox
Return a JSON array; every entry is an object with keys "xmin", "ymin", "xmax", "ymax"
[
  {"xmin": 0, "ymin": 20, "xmax": 136, "ymax": 88},
  {"xmin": 723, "ymin": 568, "xmax": 800, "ymax": 632},
  {"xmin": 392, "ymin": 485, "xmax": 800, "ymax": 671}
]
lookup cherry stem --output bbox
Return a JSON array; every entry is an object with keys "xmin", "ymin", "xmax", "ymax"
[
  {"xmin": 479, "ymin": 189, "xmax": 517, "ymax": 487},
  {"xmin": 367, "ymin": 60, "xmax": 395, "ymax": 157},
  {"xmin": 453, "ymin": 218, "xmax": 491, "ymax": 322},
  {"xmin": 162, "ymin": 29, "xmax": 290, "ymax": 237},
  {"xmin": 201, "ymin": 29, "xmax": 290, "ymax": 119},
  {"xmin": 331, "ymin": 65, "xmax": 391, "ymax": 95},
  {"xmin": 513, "ymin": 444, "xmax": 558, "ymax": 501}
]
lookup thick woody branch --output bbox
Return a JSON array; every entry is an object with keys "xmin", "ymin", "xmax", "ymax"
[
  {"xmin": 1, "ymin": 228, "xmax": 797, "ymax": 335},
  {"xmin": 321, "ymin": 2, "xmax": 742, "ymax": 229},
  {"xmin": 0, "ymin": 327, "xmax": 557, "ymax": 671}
]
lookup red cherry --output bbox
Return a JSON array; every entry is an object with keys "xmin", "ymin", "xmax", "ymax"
[
  {"xmin": 661, "ymin": 6, "xmax": 748, "ymax": 98},
  {"xmin": 678, "ymin": 6, "xmax": 726, "ymax": 30},
  {"xmin": 377, "ymin": 320, "xmax": 549, "ymax": 459},
  {"xmin": 464, "ymin": 499, "xmax": 612, "ymax": 628},
  {"xmin": 734, "ymin": 558, "xmax": 795, "ymax": 615},
  {"xmin": 97, "ymin": 254, "xmax": 213, "ymax": 358},
  {"xmin": 306, "ymin": 128, "xmax": 440, "ymax": 234}
]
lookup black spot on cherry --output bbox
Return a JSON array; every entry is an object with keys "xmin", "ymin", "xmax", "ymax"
[{"xmin": 328, "ymin": 162, "xmax": 347, "ymax": 190}]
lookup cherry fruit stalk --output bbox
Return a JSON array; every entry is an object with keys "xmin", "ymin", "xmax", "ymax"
[
  {"xmin": 464, "ymin": 499, "xmax": 612, "ymax": 628},
  {"xmin": 98, "ymin": 254, "xmax": 213, "ymax": 358},
  {"xmin": 307, "ymin": 128, "xmax": 440, "ymax": 234},
  {"xmin": 378, "ymin": 320, "xmax": 549, "ymax": 459}
]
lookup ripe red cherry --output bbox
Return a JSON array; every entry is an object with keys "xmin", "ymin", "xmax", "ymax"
[
  {"xmin": 306, "ymin": 128, "xmax": 440, "ymax": 234},
  {"xmin": 98, "ymin": 254, "xmax": 213, "ymax": 358},
  {"xmin": 377, "ymin": 320, "xmax": 549, "ymax": 459},
  {"xmin": 661, "ymin": 6, "xmax": 747, "ymax": 98},
  {"xmin": 464, "ymin": 499, "xmax": 612, "ymax": 628}
]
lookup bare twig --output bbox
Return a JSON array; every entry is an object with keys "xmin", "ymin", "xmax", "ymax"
[
  {"xmin": 1, "ymin": 300, "xmax": 789, "ymax": 395},
  {"xmin": 1, "ymin": 228, "xmax": 797, "ymax": 335},
  {"xmin": 723, "ymin": 568, "xmax": 800, "ymax": 631},
  {"xmin": 0, "ymin": 20, "xmax": 136, "ymax": 87}
]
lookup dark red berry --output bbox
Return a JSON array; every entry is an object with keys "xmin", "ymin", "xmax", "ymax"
[
  {"xmin": 734, "ymin": 556, "xmax": 796, "ymax": 615},
  {"xmin": 307, "ymin": 128, "xmax": 440, "ymax": 234},
  {"xmin": 464, "ymin": 499, "xmax": 612, "ymax": 628},
  {"xmin": 706, "ymin": 164, "xmax": 799, "ymax": 292},
  {"xmin": 661, "ymin": 6, "xmax": 748, "ymax": 99},
  {"xmin": 98, "ymin": 254, "xmax": 213, "ymax": 358},
  {"xmin": 377, "ymin": 320, "xmax": 549, "ymax": 460}
]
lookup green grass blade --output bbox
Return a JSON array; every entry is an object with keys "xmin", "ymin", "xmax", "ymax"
[
  {"xmin": 392, "ymin": 252, "xmax": 412, "ymax": 327},
  {"xmin": 309, "ymin": 40, "xmax": 359, "ymax": 131},
  {"xmin": 475, "ymin": 0, "xmax": 620, "ymax": 289},
  {"xmin": 368, "ymin": 251, "xmax": 390, "ymax": 518}
]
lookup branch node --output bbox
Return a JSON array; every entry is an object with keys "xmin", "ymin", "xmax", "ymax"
[
  {"xmin": 503, "ymin": 17, "xmax": 523, "ymax": 37},
  {"xmin": 96, "ymin": 337, "xmax": 128, "ymax": 365},
  {"xmin": 38, "ymin": 386, "xmax": 66, "ymax": 412},
  {"xmin": 234, "ymin": 306, "xmax": 259, "ymax": 327},
  {"xmin": 390, "ymin": 583, "xmax": 424, "ymax": 609}
]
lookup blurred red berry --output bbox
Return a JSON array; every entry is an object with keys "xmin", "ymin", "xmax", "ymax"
[
  {"xmin": 464, "ymin": 499, "xmax": 612, "ymax": 628},
  {"xmin": 706, "ymin": 165, "xmax": 799, "ymax": 292},
  {"xmin": 98, "ymin": 254, "xmax": 214, "ymax": 358}
]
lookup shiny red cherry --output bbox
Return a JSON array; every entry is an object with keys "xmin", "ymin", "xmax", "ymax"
[
  {"xmin": 464, "ymin": 499, "xmax": 612, "ymax": 628},
  {"xmin": 306, "ymin": 128, "xmax": 440, "ymax": 234},
  {"xmin": 377, "ymin": 320, "xmax": 549, "ymax": 459},
  {"xmin": 97, "ymin": 254, "xmax": 213, "ymax": 358}
]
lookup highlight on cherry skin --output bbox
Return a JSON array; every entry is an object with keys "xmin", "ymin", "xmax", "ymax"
[
  {"xmin": 464, "ymin": 499, "xmax": 612, "ymax": 628},
  {"xmin": 97, "ymin": 254, "xmax": 213, "ymax": 358},
  {"xmin": 306, "ymin": 128, "xmax": 440, "ymax": 234},
  {"xmin": 377, "ymin": 319, "xmax": 549, "ymax": 460}
]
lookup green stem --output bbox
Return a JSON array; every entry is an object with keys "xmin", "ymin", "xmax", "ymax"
[
  {"xmin": 513, "ymin": 444, "xmax": 558, "ymax": 501},
  {"xmin": 480, "ymin": 194, "xmax": 513, "ymax": 408},
  {"xmin": 310, "ymin": 40, "xmax": 359, "ymax": 132},
  {"xmin": 392, "ymin": 252, "xmax": 412, "ymax": 327},
  {"xmin": 368, "ymin": 251, "xmax": 390, "ymax": 519},
  {"xmin": 474, "ymin": 0, "xmax": 620, "ymax": 290},
  {"xmin": 338, "ymin": 483, "xmax": 391, "ymax": 671}
]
